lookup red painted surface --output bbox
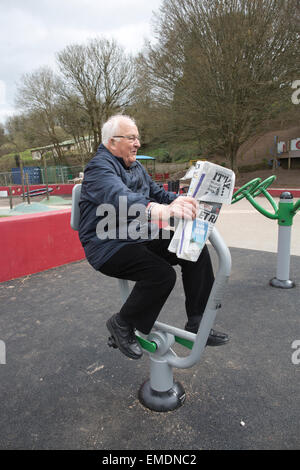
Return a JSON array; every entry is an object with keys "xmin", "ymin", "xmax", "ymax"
[
  {"xmin": 1, "ymin": 183, "xmax": 299, "ymax": 198},
  {"xmin": 0, "ymin": 209, "xmax": 85, "ymax": 283},
  {"xmin": 0, "ymin": 184, "xmax": 74, "ymax": 196},
  {"xmin": 162, "ymin": 183, "xmax": 300, "ymax": 198},
  {"xmin": 261, "ymin": 188, "xmax": 300, "ymax": 198}
]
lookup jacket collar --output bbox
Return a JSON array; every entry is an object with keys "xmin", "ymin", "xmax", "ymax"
[{"xmin": 99, "ymin": 144, "xmax": 138, "ymax": 169}]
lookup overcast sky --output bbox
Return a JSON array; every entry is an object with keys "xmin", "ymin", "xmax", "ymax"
[{"xmin": 0, "ymin": 0, "xmax": 163, "ymax": 124}]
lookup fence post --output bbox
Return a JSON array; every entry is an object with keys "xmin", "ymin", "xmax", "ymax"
[
  {"xmin": 43, "ymin": 157, "xmax": 49, "ymax": 200},
  {"xmin": 8, "ymin": 185, "xmax": 13, "ymax": 210},
  {"xmin": 20, "ymin": 160, "xmax": 25, "ymax": 202},
  {"xmin": 25, "ymin": 173, "xmax": 31, "ymax": 205}
]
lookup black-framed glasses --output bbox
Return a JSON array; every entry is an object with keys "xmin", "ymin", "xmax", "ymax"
[{"xmin": 113, "ymin": 135, "xmax": 140, "ymax": 142}]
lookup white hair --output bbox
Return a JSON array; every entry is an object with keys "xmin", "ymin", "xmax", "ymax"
[{"xmin": 101, "ymin": 114, "xmax": 137, "ymax": 146}]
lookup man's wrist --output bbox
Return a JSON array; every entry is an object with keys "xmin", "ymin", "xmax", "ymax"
[{"xmin": 146, "ymin": 202, "xmax": 156, "ymax": 220}]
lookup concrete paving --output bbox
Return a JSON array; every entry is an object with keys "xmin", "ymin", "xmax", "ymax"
[
  {"xmin": 0, "ymin": 194, "xmax": 299, "ymax": 451},
  {"xmin": 217, "ymin": 196, "xmax": 300, "ymax": 255},
  {"xmin": 0, "ymin": 196, "xmax": 72, "ymax": 216}
]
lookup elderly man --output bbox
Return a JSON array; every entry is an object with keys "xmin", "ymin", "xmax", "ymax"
[{"xmin": 79, "ymin": 114, "xmax": 228, "ymax": 359}]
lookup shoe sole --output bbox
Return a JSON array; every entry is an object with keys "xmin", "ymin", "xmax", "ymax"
[
  {"xmin": 206, "ymin": 338, "xmax": 229, "ymax": 347},
  {"xmin": 185, "ymin": 326, "xmax": 229, "ymax": 347},
  {"xmin": 106, "ymin": 317, "xmax": 142, "ymax": 360}
]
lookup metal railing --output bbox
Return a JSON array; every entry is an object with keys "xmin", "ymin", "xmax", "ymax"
[{"xmin": 0, "ymin": 166, "xmax": 84, "ymax": 186}]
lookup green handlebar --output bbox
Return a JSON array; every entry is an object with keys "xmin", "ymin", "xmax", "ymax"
[
  {"xmin": 250, "ymin": 176, "xmax": 277, "ymax": 198},
  {"xmin": 232, "ymin": 175, "xmax": 278, "ymax": 219},
  {"xmin": 231, "ymin": 178, "xmax": 262, "ymax": 204},
  {"xmin": 294, "ymin": 199, "xmax": 300, "ymax": 214},
  {"xmin": 245, "ymin": 176, "xmax": 279, "ymax": 219},
  {"xmin": 232, "ymin": 175, "xmax": 300, "ymax": 225},
  {"xmin": 244, "ymin": 192, "xmax": 278, "ymax": 220}
]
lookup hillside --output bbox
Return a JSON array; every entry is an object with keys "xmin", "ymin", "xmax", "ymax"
[
  {"xmin": 171, "ymin": 166, "xmax": 300, "ymax": 189},
  {"xmin": 235, "ymin": 167, "xmax": 300, "ymax": 189}
]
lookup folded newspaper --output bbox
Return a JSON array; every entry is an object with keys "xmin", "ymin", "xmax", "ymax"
[{"xmin": 168, "ymin": 161, "xmax": 235, "ymax": 261}]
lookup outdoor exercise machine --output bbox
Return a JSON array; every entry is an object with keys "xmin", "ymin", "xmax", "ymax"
[
  {"xmin": 70, "ymin": 183, "xmax": 232, "ymax": 412},
  {"xmin": 231, "ymin": 176, "xmax": 300, "ymax": 288},
  {"xmin": 21, "ymin": 187, "xmax": 54, "ymax": 198}
]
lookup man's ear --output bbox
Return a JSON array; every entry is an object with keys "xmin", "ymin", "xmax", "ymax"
[{"xmin": 106, "ymin": 138, "xmax": 116, "ymax": 152}]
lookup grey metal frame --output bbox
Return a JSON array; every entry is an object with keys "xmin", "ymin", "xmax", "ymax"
[
  {"xmin": 70, "ymin": 183, "xmax": 232, "ymax": 407},
  {"xmin": 119, "ymin": 228, "xmax": 231, "ymax": 389}
]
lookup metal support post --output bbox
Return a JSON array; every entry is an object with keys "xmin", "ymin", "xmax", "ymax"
[{"xmin": 270, "ymin": 192, "xmax": 295, "ymax": 289}]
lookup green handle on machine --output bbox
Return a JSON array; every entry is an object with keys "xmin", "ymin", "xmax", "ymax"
[
  {"xmin": 175, "ymin": 336, "xmax": 194, "ymax": 350},
  {"xmin": 250, "ymin": 176, "xmax": 277, "ymax": 198},
  {"xmin": 231, "ymin": 178, "xmax": 262, "ymax": 204},
  {"xmin": 136, "ymin": 334, "xmax": 195, "ymax": 353},
  {"xmin": 232, "ymin": 175, "xmax": 300, "ymax": 226},
  {"xmin": 242, "ymin": 176, "xmax": 279, "ymax": 220},
  {"xmin": 293, "ymin": 199, "xmax": 300, "ymax": 214},
  {"xmin": 136, "ymin": 335, "xmax": 157, "ymax": 353}
]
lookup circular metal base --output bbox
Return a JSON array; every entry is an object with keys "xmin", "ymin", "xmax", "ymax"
[
  {"xmin": 138, "ymin": 380, "xmax": 186, "ymax": 412},
  {"xmin": 269, "ymin": 277, "xmax": 295, "ymax": 289}
]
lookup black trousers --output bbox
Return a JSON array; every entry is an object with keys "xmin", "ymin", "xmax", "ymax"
[{"xmin": 99, "ymin": 230, "xmax": 215, "ymax": 334}]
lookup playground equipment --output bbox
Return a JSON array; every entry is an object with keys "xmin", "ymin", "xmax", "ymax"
[
  {"xmin": 70, "ymin": 183, "xmax": 232, "ymax": 412},
  {"xmin": 21, "ymin": 187, "xmax": 53, "ymax": 198},
  {"xmin": 231, "ymin": 176, "xmax": 300, "ymax": 288}
]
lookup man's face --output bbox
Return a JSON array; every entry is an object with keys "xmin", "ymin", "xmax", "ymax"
[{"xmin": 108, "ymin": 121, "xmax": 141, "ymax": 167}]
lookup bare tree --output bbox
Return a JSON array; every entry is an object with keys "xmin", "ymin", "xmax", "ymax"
[
  {"xmin": 0, "ymin": 123, "xmax": 5, "ymax": 144},
  {"xmin": 128, "ymin": 58, "xmax": 172, "ymax": 147},
  {"xmin": 15, "ymin": 66, "xmax": 66, "ymax": 161},
  {"xmin": 57, "ymin": 37, "xmax": 136, "ymax": 152},
  {"xmin": 141, "ymin": 0, "xmax": 300, "ymax": 170},
  {"xmin": 56, "ymin": 94, "xmax": 93, "ymax": 167},
  {"xmin": 2, "ymin": 115, "xmax": 28, "ymax": 154}
]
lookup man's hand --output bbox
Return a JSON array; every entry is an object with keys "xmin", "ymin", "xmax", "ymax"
[
  {"xmin": 168, "ymin": 196, "xmax": 198, "ymax": 220},
  {"xmin": 148, "ymin": 196, "xmax": 198, "ymax": 221}
]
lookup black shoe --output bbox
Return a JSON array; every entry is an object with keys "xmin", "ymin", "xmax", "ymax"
[
  {"xmin": 206, "ymin": 329, "xmax": 229, "ymax": 346},
  {"xmin": 185, "ymin": 323, "xmax": 229, "ymax": 347},
  {"xmin": 106, "ymin": 314, "xmax": 143, "ymax": 360}
]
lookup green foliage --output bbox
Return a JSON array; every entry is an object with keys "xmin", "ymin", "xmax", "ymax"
[
  {"xmin": 141, "ymin": 139, "xmax": 202, "ymax": 163},
  {"xmin": 143, "ymin": 147, "xmax": 171, "ymax": 162},
  {"xmin": 19, "ymin": 149, "xmax": 34, "ymax": 162},
  {"xmin": 0, "ymin": 149, "xmax": 39, "ymax": 171}
]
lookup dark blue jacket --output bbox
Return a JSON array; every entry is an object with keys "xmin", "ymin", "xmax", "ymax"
[{"xmin": 79, "ymin": 144, "xmax": 177, "ymax": 269}]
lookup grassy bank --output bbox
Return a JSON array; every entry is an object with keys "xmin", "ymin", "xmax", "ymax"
[
  {"xmin": 0, "ymin": 149, "xmax": 40, "ymax": 172},
  {"xmin": 139, "ymin": 140, "xmax": 201, "ymax": 163}
]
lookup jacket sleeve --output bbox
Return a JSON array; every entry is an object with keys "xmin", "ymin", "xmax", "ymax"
[
  {"xmin": 81, "ymin": 159, "xmax": 150, "ymax": 209},
  {"xmin": 144, "ymin": 169, "xmax": 178, "ymax": 205}
]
